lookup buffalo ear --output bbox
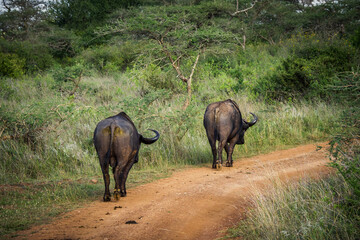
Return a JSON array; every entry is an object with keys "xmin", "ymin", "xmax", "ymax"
[{"xmin": 242, "ymin": 121, "xmax": 249, "ymax": 130}]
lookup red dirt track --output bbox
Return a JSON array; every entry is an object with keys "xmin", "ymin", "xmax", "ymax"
[{"xmin": 14, "ymin": 143, "xmax": 332, "ymax": 240}]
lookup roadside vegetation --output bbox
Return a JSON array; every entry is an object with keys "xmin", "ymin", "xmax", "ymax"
[
  {"xmin": 0, "ymin": 0, "xmax": 359, "ymax": 238},
  {"xmin": 226, "ymin": 71, "xmax": 360, "ymax": 239}
]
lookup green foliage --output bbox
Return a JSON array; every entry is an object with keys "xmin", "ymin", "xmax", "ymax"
[
  {"xmin": 52, "ymin": 63, "xmax": 84, "ymax": 83},
  {"xmin": 80, "ymin": 43, "xmax": 137, "ymax": 73},
  {"xmin": 251, "ymin": 0, "xmax": 301, "ymax": 43},
  {"xmin": 0, "ymin": 39, "xmax": 55, "ymax": 74},
  {"xmin": 49, "ymin": 0, "xmax": 139, "ymax": 31},
  {"xmin": 52, "ymin": 62, "xmax": 85, "ymax": 94},
  {"xmin": 0, "ymin": 52, "xmax": 25, "ymax": 78},
  {"xmin": 44, "ymin": 27, "xmax": 81, "ymax": 59},
  {"xmin": 98, "ymin": 2, "xmax": 236, "ymax": 55},
  {"xmin": 0, "ymin": 99, "xmax": 59, "ymax": 148},
  {"xmin": 137, "ymin": 64, "xmax": 184, "ymax": 92},
  {"xmin": 252, "ymin": 36, "xmax": 357, "ymax": 102},
  {"xmin": 0, "ymin": 0, "xmax": 47, "ymax": 40},
  {"xmin": 328, "ymin": 70, "xmax": 360, "ymax": 217},
  {"xmin": 350, "ymin": 26, "xmax": 360, "ymax": 48}
]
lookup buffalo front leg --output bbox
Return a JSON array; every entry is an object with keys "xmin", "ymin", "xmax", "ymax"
[{"xmin": 101, "ymin": 162, "xmax": 111, "ymax": 202}]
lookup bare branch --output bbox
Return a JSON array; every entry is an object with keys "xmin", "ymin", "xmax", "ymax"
[
  {"xmin": 182, "ymin": 50, "xmax": 201, "ymax": 110},
  {"xmin": 157, "ymin": 38, "xmax": 188, "ymax": 83},
  {"xmin": 259, "ymin": 34, "xmax": 275, "ymax": 45},
  {"xmin": 231, "ymin": 0, "xmax": 257, "ymax": 16},
  {"xmin": 2, "ymin": 0, "xmax": 11, "ymax": 12},
  {"xmin": 189, "ymin": 52, "xmax": 200, "ymax": 81},
  {"xmin": 234, "ymin": 34, "xmax": 246, "ymax": 50},
  {"xmin": 69, "ymin": 70, "xmax": 83, "ymax": 96}
]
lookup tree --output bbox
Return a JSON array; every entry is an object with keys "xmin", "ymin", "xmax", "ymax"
[
  {"xmin": 0, "ymin": 0, "xmax": 47, "ymax": 40},
  {"xmin": 96, "ymin": 3, "xmax": 239, "ymax": 109},
  {"xmin": 49, "ymin": 0, "xmax": 138, "ymax": 31}
]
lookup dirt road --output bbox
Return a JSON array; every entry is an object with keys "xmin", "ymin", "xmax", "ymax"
[{"xmin": 14, "ymin": 143, "xmax": 332, "ymax": 240}]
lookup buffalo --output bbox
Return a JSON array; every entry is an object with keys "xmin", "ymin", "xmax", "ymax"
[
  {"xmin": 203, "ymin": 99, "xmax": 258, "ymax": 169},
  {"xmin": 94, "ymin": 112, "xmax": 160, "ymax": 201}
]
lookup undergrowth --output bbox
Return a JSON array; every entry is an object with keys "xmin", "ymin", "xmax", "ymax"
[{"xmin": 226, "ymin": 175, "xmax": 358, "ymax": 240}]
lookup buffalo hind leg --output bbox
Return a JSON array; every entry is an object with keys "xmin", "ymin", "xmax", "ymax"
[
  {"xmin": 217, "ymin": 139, "xmax": 227, "ymax": 170},
  {"xmin": 207, "ymin": 137, "xmax": 217, "ymax": 169},
  {"xmin": 225, "ymin": 140, "xmax": 236, "ymax": 167},
  {"xmin": 113, "ymin": 165, "xmax": 122, "ymax": 201},
  {"xmin": 101, "ymin": 161, "xmax": 111, "ymax": 202},
  {"xmin": 119, "ymin": 160, "xmax": 135, "ymax": 197}
]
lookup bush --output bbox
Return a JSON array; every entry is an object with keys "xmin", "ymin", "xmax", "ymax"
[
  {"xmin": 0, "ymin": 39, "xmax": 55, "ymax": 74},
  {"xmin": 137, "ymin": 63, "xmax": 184, "ymax": 92},
  {"xmin": 253, "ymin": 38, "xmax": 357, "ymax": 102},
  {"xmin": 51, "ymin": 62, "xmax": 85, "ymax": 95},
  {"xmin": 80, "ymin": 43, "xmax": 138, "ymax": 73},
  {"xmin": 329, "ymin": 70, "xmax": 360, "ymax": 211},
  {"xmin": 44, "ymin": 28, "xmax": 81, "ymax": 59},
  {"xmin": 0, "ymin": 53, "xmax": 25, "ymax": 78}
]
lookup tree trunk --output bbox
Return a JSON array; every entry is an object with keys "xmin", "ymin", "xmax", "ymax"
[{"xmin": 182, "ymin": 52, "xmax": 200, "ymax": 110}]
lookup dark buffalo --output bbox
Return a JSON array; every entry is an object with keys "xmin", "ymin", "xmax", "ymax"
[
  {"xmin": 94, "ymin": 112, "xmax": 159, "ymax": 201},
  {"xmin": 203, "ymin": 99, "xmax": 258, "ymax": 169}
]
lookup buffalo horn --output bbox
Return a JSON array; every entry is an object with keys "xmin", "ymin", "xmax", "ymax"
[
  {"xmin": 141, "ymin": 129, "xmax": 160, "ymax": 144},
  {"xmin": 245, "ymin": 112, "xmax": 258, "ymax": 127}
]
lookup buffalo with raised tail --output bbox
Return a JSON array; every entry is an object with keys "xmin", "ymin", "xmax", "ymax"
[
  {"xmin": 94, "ymin": 112, "xmax": 160, "ymax": 201},
  {"xmin": 203, "ymin": 99, "xmax": 258, "ymax": 169}
]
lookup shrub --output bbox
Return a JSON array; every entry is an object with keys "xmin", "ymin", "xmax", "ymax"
[
  {"xmin": 0, "ymin": 39, "xmax": 55, "ymax": 74},
  {"xmin": 45, "ymin": 28, "xmax": 80, "ymax": 59},
  {"xmin": 329, "ymin": 70, "xmax": 360, "ymax": 211},
  {"xmin": 253, "ymin": 38, "xmax": 357, "ymax": 102},
  {"xmin": 0, "ymin": 53, "xmax": 25, "ymax": 78},
  {"xmin": 137, "ymin": 63, "xmax": 184, "ymax": 92},
  {"xmin": 51, "ymin": 62, "xmax": 85, "ymax": 95},
  {"xmin": 80, "ymin": 43, "xmax": 137, "ymax": 73}
]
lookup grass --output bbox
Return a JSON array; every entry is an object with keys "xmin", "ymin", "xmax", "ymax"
[
  {"xmin": 225, "ymin": 175, "xmax": 359, "ymax": 240},
  {"xmin": 0, "ymin": 74, "xmax": 340, "ymax": 183}
]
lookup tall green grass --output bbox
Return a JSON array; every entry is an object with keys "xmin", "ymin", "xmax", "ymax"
[
  {"xmin": 226, "ymin": 175, "xmax": 359, "ymax": 239},
  {"xmin": 0, "ymin": 73, "xmax": 340, "ymax": 184}
]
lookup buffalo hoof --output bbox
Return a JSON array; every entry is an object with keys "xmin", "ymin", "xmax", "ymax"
[
  {"xmin": 120, "ymin": 191, "xmax": 127, "ymax": 197},
  {"xmin": 216, "ymin": 163, "xmax": 222, "ymax": 170},
  {"xmin": 114, "ymin": 192, "xmax": 121, "ymax": 201},
  {"xmin": 114, "ymin": 189, "xmax": 121, "ymax": 201},
  {"xmin": 103, "ymin": 195, "xmax": 111, "ymax": 202},
  {"xmin": 225, "ymin": 162, "xmax": 231, "ymax": 167}
]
